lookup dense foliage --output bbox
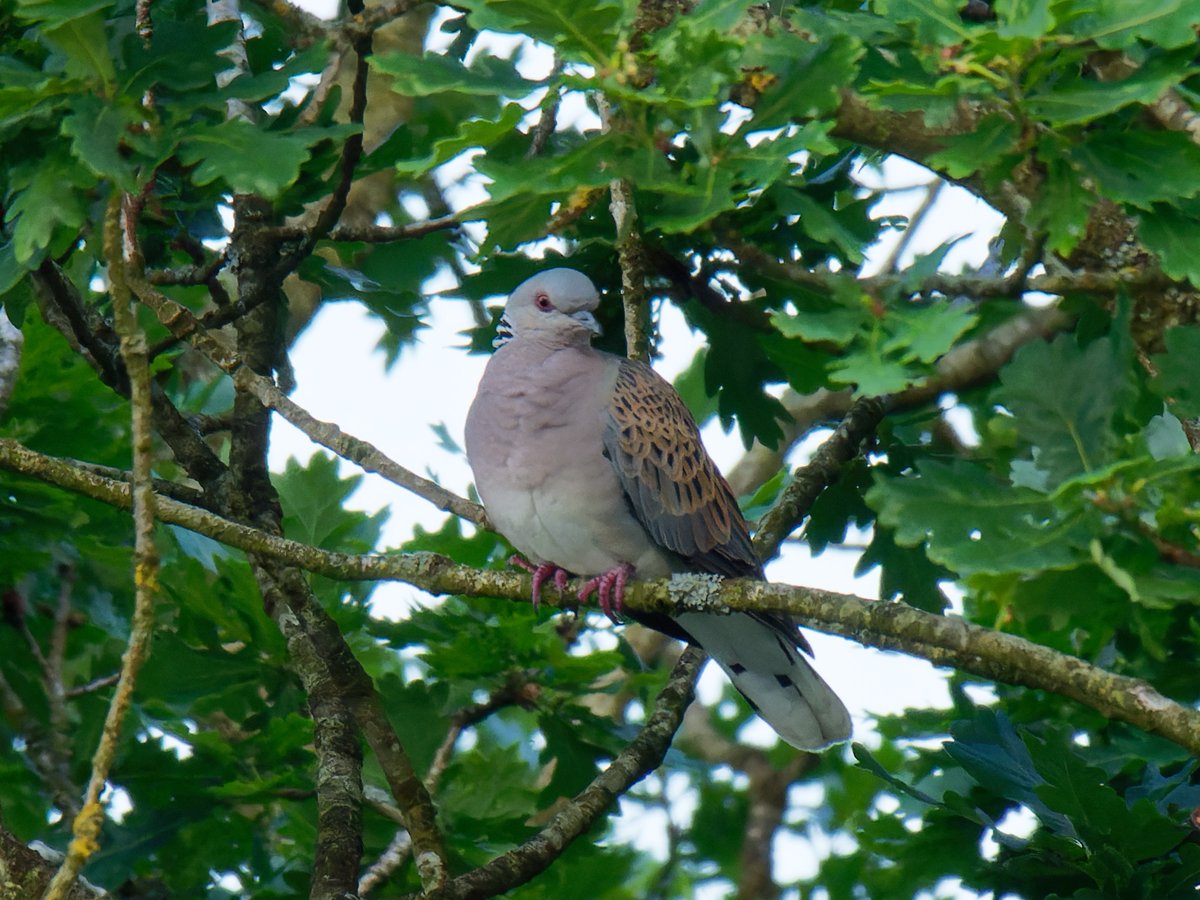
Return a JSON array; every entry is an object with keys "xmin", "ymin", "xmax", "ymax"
[{"xmin": 2, "ymin": 0, "xmax": 1200, "ymax": 897}]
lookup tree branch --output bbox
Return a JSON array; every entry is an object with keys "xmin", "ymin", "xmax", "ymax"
[
  {"xmin": 611, "ymin": 175, "xmax": 653, "ymax": 363},
  {"xmin": 358, "ymin": 677, "xmax": 532, "ymax": 896},
  {"xmin": 264, "ymin": 212, "xmax": 462, "ymax": 244},
  {"xmin": 253, "ymin": 564, "xmax": 364, "ymax": 900},
  {"xmin": 398, "ymin": 648, "xmax": 703, "ymax": 899},
  {"xmin": 678, "ymin": 699, "xmax": 819, "ymax": 900},
  {"xmin": 221, "ymin": 178, "xmax": 375, "ymax": 897},
  {"xmin": 29, "ymin": 260, "xmax": 230, "ymax": 491},
  {"xmin": 738, "ymin": 756, "xmax": 813, "ymax": 900},
  {"xmin": 0, "ymin": 819, "xmax": 104, "ymax": 899},
  {"xmin": 124, "ymin": 271, "xmax": 487, "ymax": 527},
  {"xmin": 4, "ymin": 438, "xmax": 1197, "ymax": 758},
  {"xmin": 753, "ymin": 396, "xmax": 887, "ymax": 561},
  {"xmin": 878, "ymin": 179, "xmax": 946, "ymax": 275},
  {"xmin": 598, "ymin": 95, "xmax": 653, "ymax": 363},
  {"xmin": 273, "ymin": 22, "xmax": 374, "ymax": 278},
  {"xmin": 731, "ymin": 238, "xmax": 1173, "ymax": 301},
  {"xmin": 44, "ymin": 195, "xmax": 162, "ymax": 900},
  {"xmin": 526, "ymin": 59, "xmax": 562, "ymax": 159},
  {"xmin": 16, "ymin": 566, "xmax": 79, "ymax": 818}
]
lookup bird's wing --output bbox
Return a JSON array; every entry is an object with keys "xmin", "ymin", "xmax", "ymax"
[
  {"xmin": 602, "ymin": 358, "xmax": 852, "ymax": 750},
  {"xmin": 602, "ymin": 358, "xmax": 761, "ymax": 578}
]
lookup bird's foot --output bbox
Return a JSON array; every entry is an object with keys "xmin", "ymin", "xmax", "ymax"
[
  {"xmin": 578, "ymin": 563, "xmax": 635, "ymax": 625},
  {"xmin": 508, "ymin": 555, "xmax": 570, "ymax": 611}
]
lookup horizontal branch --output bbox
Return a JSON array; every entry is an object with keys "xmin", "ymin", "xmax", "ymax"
[
  {"xmin": 733, "ymin": 239, "xmax": 1173, "ymax": 300},
  {"xmin": 146, "ymin": 251, "xmax": 227, "ymax": 287},
  {"xmin": 4, "ymin": 438, "xmax": 1197, "ymax": 757},
  {"xmin": 264, "ymin": 213, "xmax": 462, "ymax": 244}
]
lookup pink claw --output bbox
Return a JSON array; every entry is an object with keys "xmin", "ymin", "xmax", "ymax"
[
  {"xmin": 578, "ymin": 563, "xmax": 635, "ymax": 625},
  {"xmin": 509, "ymin": 555, "xmax": 570, "ymax": 611}
]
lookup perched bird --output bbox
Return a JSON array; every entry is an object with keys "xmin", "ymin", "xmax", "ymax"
[{"xmin": 464, "ymin": 268, "xmax": 851, "ymax": 750}]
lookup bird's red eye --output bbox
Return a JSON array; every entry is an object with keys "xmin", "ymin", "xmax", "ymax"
[{"xmin": 534, "ymin": 292, "xmax": 553, "ymax": 311}]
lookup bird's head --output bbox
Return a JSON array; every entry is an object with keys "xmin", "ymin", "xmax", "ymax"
[{"xmin": 495, "ymin": 268, "xmax": 603, "ymax": 348}]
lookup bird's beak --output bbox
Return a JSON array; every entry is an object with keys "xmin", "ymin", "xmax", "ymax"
[{"xmin": 570, "ymin": 310, "xmax": 602, "ymax": 335}]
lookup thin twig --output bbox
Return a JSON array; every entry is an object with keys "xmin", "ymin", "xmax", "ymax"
[
  {"xmin": 44, "ymin": 194, "xmax": 161, "ymax": 900},
  {"xmin": 354, "ymin": 0, "xmax": 428, "ymax": 35},
  {"xmin": 263, "ymin": 213, "xmax": 463, "ymax": 244},
  {"xmin": 37, "ymin": 566, "xmax": 78, "ymax": 814},
  {"xmin": 358, "ymin": 831, "xmax": 413, "ymax": 896},
  {"xmin": 753, "ymin": 396, "xmax": 888, "ymax": 562},
  {"xmin": 17, "ymin": 582, "xmax": 79, "ymax": 817},
  {"xmin": 598, "ymin": 95, "xmax": 653, "ymax": 362},
  {"xmin": 68, "ymin": 460, "xmax": 208, "ymax": 507},
  {"xmin": 526, "ymin": 58, "xmax": 563, "ymax": 158},
  {"xmin": 1151, "ymin": 89, "xmax": 1200, "ymax": 146},
  {"xmin": 30, "ymin": 260, "xmax": 230, "ymax": 489},
  {"xmin": 731, "ymin": 238, "xmax": 1173, "ymax": 300},
  {"xmin": 879, "ymin": 179, "xmax": 945, "ymax": 274},
  {"xmin": 145, "ymin": 249, "xmax": 227, "ymax": 287},
  {"xmin": 611, "ymin": 177, "xmax": 653, "ymax": 363},
  {"xmin": 135, "ymin": 0, "xmax": 152, "ymax": 40},
  {"xmin": 396, "ymin": 648, "xmax": 703, "ymax": 899},
  {"xmin": 280, "ymin": 24, "xmax": 374, "ymax": 273},
  {"xmin": 49, "ymin": 564, "xmax": 76, "ymax": 684},
  {"xmin": 64, "ymin": 673, "xmax": 122, "ymax": 700},
  {"xmin": 127, "ymin": 272, "xmax": 487, "ymax": 526},
  {"xmin": 358, "ymin": 681, "xmax": 529, "ymax": 895}
]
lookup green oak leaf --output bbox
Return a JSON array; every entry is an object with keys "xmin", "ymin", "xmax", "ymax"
[
  {"xmin": 179, "ymin": 120, "xmax": 329, "ymax": 197},
  {"xmin": 26, "ymin": 7, "xmax": 115, "ymax": 87},
  {"xmin": 5, "ymin": 152, "xmax": 92, "ymax": 263},
  {"xmin": 1073, "ymin": 130, "xmax": 1200, "ymax": 210},
  {"xmin": 394, "ymin": 104, "xmax": 526, "ymax": 177},
  {"xmin": 770, "ymin": 307, "xmax": 861, "ymax": 345},
  {"xmin": 884, "ymin": 301, "xmax": 978, "ymax": 365},
  {"xmin": 1150, "ymin": 326, "xmax": 1200, "ymax": 417},
  {"xmin": 60, "ymin": 94, "xmax": 152, "ymax": 189},
  {"xmin": 1072, "ymin": 0, "xmax": 1200, "ymax": 50},
  {"xmin": 1022, "ymin": 49, "xmax": 1193, "ymax": 126},
  {"xmin": 746, "ymin": 33, "xmax": 864, "ymax": 130},
  {"xmin": 1138, "ymin": 202, "xmax": 1200, "ymax": 285},
  {"xmin": 993, "ymin": 331, "xmax": 1136, "ymax": 484},
  {"xmin": 873, "ymin": 0, "xmax": 972, "ymax": 45},
  {"xmin": 945, "ymin": 711, "xmax": 1075, "ymax": 837},
  {"xmin": 370, "ymin": 52, "xmax": 544, "ymax": 97},
  {"xmin": 1029, "ymin": 151, "xmax": 1093, "ymax": 255},
  {"xmin": 993, "ymin": 0, "xmax": 1056, "ymax": 40},
  {"xmin": 458, "ymin": 0, "xmax": 632, "ymax": 61},
  {"xmin": 829, "ymin": 349, "xmax": 915, "ymax": 396},
  {"xmin": 867, "ymin": 459, "xmax": 1086, "ymax": 576},
  {"xmin": 927, "ymin": 113, "xmax": 1020, "ymax": 178}
]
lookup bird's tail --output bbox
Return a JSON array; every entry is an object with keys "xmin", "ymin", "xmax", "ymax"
[{"xmin": 673, "ymin": 611, "xmax": 851, "ymax": 751}]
